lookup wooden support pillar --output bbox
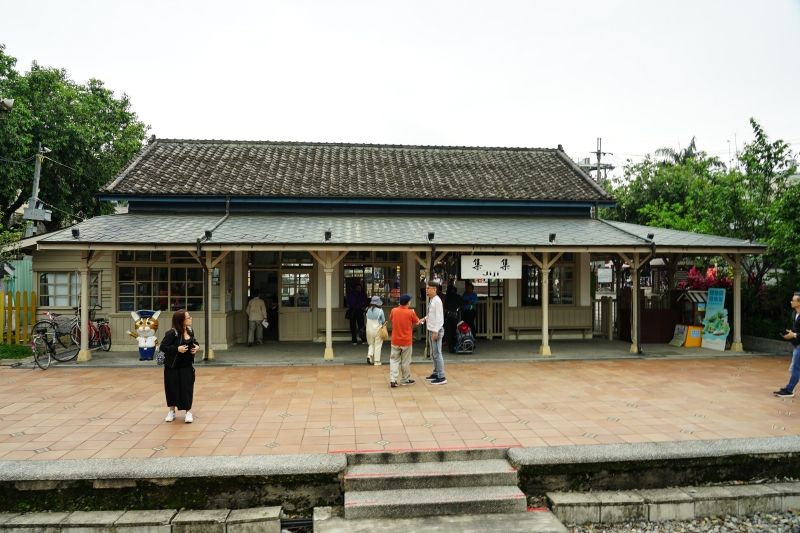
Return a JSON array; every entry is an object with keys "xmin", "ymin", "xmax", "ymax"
[
  {"xmin": 630, "ymin": 252, "xmax": 640, "ymax": 354},
  {"xmin": 310, "ymin": 250, "xmax": 348, "ymax": 360},
  {"xmin": 721, "ymin": 253, "xmax": 744, "ymax": 352},
  {"xmin": 324, "ymin": 262, "xmax": 334, "ymax": 360},
  {"xmin": 540, "ymin": 261, "xmax": 551, "ymax": 356},
  {"xmin": 76, "ymin": 252, "xmax": 91, "ymax": 362},
  {"xmin": 203, "ymin": 250, "xmax": 215, "ymax": 361}
]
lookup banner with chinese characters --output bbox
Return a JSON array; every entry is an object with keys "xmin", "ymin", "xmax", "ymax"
[
  {"xmin": 701, "ymin": 288, "xmax": 729, "ymax": 351},
  {"xmin": 460, "ymin": 255, "xmax": 522, "ymax": 279}
]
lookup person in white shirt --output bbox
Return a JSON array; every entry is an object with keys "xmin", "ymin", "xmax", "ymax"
[{"xmin": 419, "ymin": 281, "xmax": 446, "ymax": 384}]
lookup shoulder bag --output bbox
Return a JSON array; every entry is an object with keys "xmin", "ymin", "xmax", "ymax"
[{"xmin": 155, "ymin": 328, "xmax": 177, "ymax": 366}]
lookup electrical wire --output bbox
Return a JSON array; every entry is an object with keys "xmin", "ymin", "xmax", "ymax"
[
  {"xmin": 36, "ymin": 199, "xmax": 86, "ymax": 222},
  {"xmin": 42, "ymin": 156, "xmax": 80, "ymax": 172},
  {"xmin": 0, "ymin": 154, "xmax": 36, "ymax": 164}
]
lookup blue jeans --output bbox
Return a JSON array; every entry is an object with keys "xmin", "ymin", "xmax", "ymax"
[
  {"xmin": 429, "ymin": 327, "xmax": 445, "ymax": 378},
  {"xmin": 787, "ymin": 344, "xmax": 800, "ymax": 392}
]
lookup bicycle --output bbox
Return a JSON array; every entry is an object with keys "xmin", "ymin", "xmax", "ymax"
[
  {"xmin": 71, "ymin": 304, "xmax": 112, "ymax": 352},
  {"xmin": 30, "ymin": 310, "xmax": 80, "ymax": 369}
]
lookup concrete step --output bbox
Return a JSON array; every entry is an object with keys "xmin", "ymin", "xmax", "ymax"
[
  {"xmin": 344, "ymin": 459, "xmax": 518, "ymax": 491},
  {"xmin": 344, "ymin": 485, "xmax": 527, "ymax": 520},
  {"xmin": 345, "ymin": 446, "xmax": 508, "ymax": 465},
  {"xmin": 316, "ymin": 510, "xmax": 568, "ymax": 533}
]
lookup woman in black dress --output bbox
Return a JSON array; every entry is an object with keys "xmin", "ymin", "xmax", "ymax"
[{"xmin": 162, "ymin": 310, "xmax": 199, "ymax": 423}]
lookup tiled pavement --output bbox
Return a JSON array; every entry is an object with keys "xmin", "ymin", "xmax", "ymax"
[{"xmin": 0, "ymin": 355, "xmax": 797, "ymax": 461}]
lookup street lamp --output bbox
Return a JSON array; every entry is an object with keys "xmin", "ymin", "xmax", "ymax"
[{"xmin": 0, "ymin": 98, "xmax": 13, "ymax": 112}]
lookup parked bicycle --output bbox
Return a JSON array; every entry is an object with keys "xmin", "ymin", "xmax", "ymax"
[
  {"xmin": 30, "ymin": 310, "xmax": 80, "ymax": 370},
  {"xmin": 71, "ymin": 304, "xmax": 112, "ymax": 352}
]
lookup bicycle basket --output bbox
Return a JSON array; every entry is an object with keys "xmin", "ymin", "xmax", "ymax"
[{"xmin": 55, "ymin": 316, "xmax": 76, "ymax": 336}]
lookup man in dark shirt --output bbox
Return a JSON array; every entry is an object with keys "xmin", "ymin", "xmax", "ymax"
[
  {"xmin": 775, "ymin": 292, "xmax": 800, "ymax": 398},
  {"xmin": 443, "ymin": 284, "xmax": 463, "ymax": 353}
]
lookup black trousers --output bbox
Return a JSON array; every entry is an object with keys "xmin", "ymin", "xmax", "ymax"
[
  {"xmin": 349, "ymin": 309, "xmax": 364, "ymax": 343},
  {"xmin": 462, "ymin": 309, "xmax": 477, "ymax": 338},
  {"xmin": 444, "ymin": 317, "xmax": 458, "ymax": 353}
]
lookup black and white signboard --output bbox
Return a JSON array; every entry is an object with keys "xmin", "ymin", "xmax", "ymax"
[
  {"xmin": 461, "ymin": 255, "xmax": 522, "ymax": 279},
  {"xmin": 597, "ymin": 268, "xmax": 612, "ymax": 283}
]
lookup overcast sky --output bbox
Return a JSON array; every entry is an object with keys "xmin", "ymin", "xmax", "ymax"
[{"xmin": 2, "ymin": 1, "xmax": 799, "ymax": 174}]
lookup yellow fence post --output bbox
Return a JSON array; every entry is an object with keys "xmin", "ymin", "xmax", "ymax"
[
  {"xmin": 31, "ymin": 291, "xmax": 36, "ymax": 344},
  {"xmin": 0, "ymin": 291, "xmax": 4, "ymax": 344},
  {"xmin": 14, "ymin": 291, "xmax": 21, "ymax": 345},
  {"xmin": 5, "ymin": 291, "xmax": 11, "ymax": 344}
]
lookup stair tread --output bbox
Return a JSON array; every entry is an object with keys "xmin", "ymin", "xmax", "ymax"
[
  {"xmin": 345, "ymin": 485, "xmax": 526, "ymax": 507},
  {"xmin": 316, "ymin": 511, "xmax": 568, "ymax": 533},
  {"xmin": 345, "ymin": 459, "xmax": 516, "ymax": 478}
]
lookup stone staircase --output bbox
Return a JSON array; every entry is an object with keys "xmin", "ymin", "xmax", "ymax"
[{"xmin": 342, "ymin": 448, "xmax": 528, "ymax": 520}]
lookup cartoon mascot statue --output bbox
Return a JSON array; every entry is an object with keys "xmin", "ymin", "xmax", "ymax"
[{"xmin": 126, "ymin": 310, "xmax": 161, "ymax": 361}]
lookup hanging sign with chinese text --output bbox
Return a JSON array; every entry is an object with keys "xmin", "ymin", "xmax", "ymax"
[{"xmin": 460, "ymin": 255, "xmax": 522, "ymax": 279}]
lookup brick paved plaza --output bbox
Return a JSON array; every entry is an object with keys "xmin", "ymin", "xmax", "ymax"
[{"xmin": 0, "ymin": 355, "xmax": 796, "ymax": 460}]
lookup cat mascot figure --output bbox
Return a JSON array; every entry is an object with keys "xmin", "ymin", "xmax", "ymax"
[{"xmin": 126, "ymin": 310, "xmax": 161, "ymax": 361}]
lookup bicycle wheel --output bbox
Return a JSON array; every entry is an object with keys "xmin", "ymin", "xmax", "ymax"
[
  {"xmin": 31, "ymin": 333, "xmax": 51, "ymax": 370},
  {"xmin": 44, "ymin": 322, "xmax": 78, "ymax": 362},
  {"xmin": 99, "ymin": 324, "xmax": 111, "ymax": 351}
]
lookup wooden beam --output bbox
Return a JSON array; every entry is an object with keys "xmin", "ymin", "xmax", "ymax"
[
  {"xmin": 617, "ymin": 252, "xmax": 632, "ymax": 265},
  {"xmin": 308, "ymin": 250, "xmax": 324, "ymax": 265},
  {"xmin": 525, "ymin": 252, "xmax": 543, "ymax": 268},
  {"xmin": 410, "ymin": 252, "xmax": 427, "ymax": 268},
  {"xmin": 86, "ymin": 250, "xmax": 106, "ymax": 268},
  {"xmin": 331, "ymin": 250, "xmax": 349, "ymax": 267},
  {"xmin": 434, "ymin": 251, "xmax": 449, "ymax": 265},
  {"xmin": 210, "ymin": 250, "xmax": 230, "ymax": 268},
  {"xmin": 545, "ymin": 252, "xmax": 564, "ymax": 269},
  {"xmin": 187, "ymin": 250, "xmax": 202, "ymax": 265}
]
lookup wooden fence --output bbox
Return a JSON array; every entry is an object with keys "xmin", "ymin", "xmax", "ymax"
[{"xmin": 1, "ymin": 291, "xmax": 37, "ymax": 345}]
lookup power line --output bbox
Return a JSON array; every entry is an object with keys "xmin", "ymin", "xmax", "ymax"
[{"xmin": 0, "ymin": 154, "xmax": 36, "ymax": 164}]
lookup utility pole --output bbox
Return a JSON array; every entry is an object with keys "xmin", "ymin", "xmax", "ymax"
[
  {"xmin": 596, "ymin": 138, "xmax": 602, "ymax": 183},
  {"xmin": 22, "ymin": 143, "xmax": 52, "ymax": 238}
]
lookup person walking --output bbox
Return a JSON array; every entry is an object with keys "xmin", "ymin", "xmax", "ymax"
[
  {"xmin": 443, "ymin": 284, "xmax": 463, "ymax": 353},
  {"xmin": 346, "ymin": 284, "xmax": 367, "ymax": 345},
  {"xmin": 461, "ymin": 282, "xmax": 478, "ymax": 338},
  {"xmin": 161, "ymin": 310, "xmax": 199, "ymax": 423},
  {"xmin": 388, "ymin": 294, "xmax": 419, "ymax": 387},
  {"xmin": 246, "ymin": 289, "xmax": 267, "ymax": 347},
  {"xmin": 365, "ymin": 296, "xmax": 386, "ymax": 365},
  {"xmin": 775, "ymin": 292, "xmax": 800, "ymax": 398},
  {"xmin": 420, "ymin": 281, "xmax": 446, "ymax": 385}
]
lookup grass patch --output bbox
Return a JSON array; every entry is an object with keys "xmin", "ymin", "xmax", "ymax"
[{"xmin": 0, "ymin": 343, "xmax": 32, "ymax": 359}]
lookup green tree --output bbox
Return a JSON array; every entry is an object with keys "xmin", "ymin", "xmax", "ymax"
[{"xmin": 0, "ymin": 44, "xmax": 149, "ymax": 230}]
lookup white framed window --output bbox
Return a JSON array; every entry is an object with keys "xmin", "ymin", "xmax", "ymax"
[{"xmin": 38, "ymin": 271, "xmax": 100, "ymax": 308}]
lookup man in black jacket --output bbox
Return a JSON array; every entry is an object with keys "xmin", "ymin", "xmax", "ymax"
[
  {"xmin": 443, "ymin": 284, "xmax": 463, "ymax": 353},
  {"xmin": 775, "ymin": 292, "xmax": 800, "ymax": 398}
]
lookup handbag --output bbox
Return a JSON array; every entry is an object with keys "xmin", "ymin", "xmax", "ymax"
[
  {"xmin": 379, "ymin": 321, "xmax": 389, "ymax": 341},
  {"xmin": 345, "ymin": 308, "xmax": 354, "ymax": 320},
  {"xmin": 155, "ymin": 328, "xmax": 177, "ymax": 366}
]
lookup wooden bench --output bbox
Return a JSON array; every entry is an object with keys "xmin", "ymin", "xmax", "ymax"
[{"xmin": 508, "ymin": 325, "xmax": 592, "ymax": 340}]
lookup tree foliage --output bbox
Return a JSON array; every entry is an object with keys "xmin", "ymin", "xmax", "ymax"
[
  {"xmin": 0, "ymin": 44, "xmax": 149, "ymax": 230},
  {"xmin": 600, "ymin": 119, "xmax": 798, "ymax": 336}
]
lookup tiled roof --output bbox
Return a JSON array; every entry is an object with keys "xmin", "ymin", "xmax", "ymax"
[
  {"xmin": 601, "ymin": 220, "xmax": 764, "ymax": 250},
  {"xmin": 101, "ymin": 140, "xmax": 613, "ymax": 202},
  {"xmin": 38, "ymin": 214, "xmax": 767, "ymax": 253}
]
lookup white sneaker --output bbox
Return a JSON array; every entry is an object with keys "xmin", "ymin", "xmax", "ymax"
[
  {"xmin": 165, "ymin": 411, "xmax": 175, "ymax": 422},
  {"xmin": 185, "ymin": 412, "xmax": 193, "ymax": 423}
]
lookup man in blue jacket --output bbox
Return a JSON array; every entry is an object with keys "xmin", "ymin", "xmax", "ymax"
[{"xmin": 775, "ymin": 292, "xmax": 800, "ymax": 398}]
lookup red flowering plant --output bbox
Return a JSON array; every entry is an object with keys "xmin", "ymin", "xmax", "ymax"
[{"xmin": 678, "ymin": 266, "xmax": 733, "ymax": 291}]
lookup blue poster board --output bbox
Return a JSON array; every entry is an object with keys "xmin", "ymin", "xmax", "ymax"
[{"xmin": 701, "ymin": 288, "xmax": 729, "ymax": 351}]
